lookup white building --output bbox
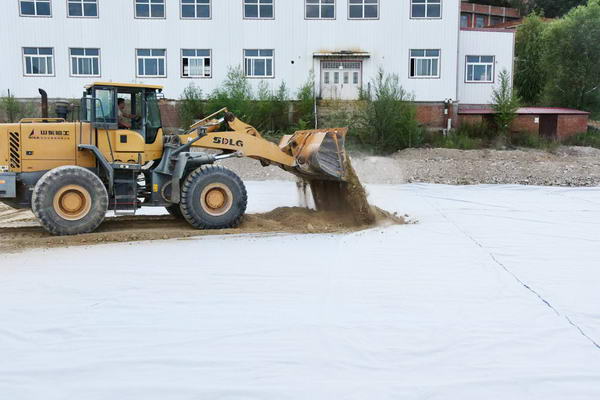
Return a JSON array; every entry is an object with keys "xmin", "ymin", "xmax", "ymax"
[{"xmin": 0, "ymin": 0, "xmax": 514, "ymax": 121}]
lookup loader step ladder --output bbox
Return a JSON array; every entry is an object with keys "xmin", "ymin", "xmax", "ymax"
[{"xmin": 111, "ymin": 164, "xmax": 141, "ymax": 216}]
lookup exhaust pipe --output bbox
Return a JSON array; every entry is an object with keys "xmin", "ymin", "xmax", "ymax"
[{"xmin": 38, "ymin": 88, "xmax": 48, "ymax": 118}]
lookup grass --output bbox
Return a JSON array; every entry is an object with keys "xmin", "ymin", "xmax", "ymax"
[{"xmin": 562, "ymin": 128, "xmax": 600, "ymax": 149}]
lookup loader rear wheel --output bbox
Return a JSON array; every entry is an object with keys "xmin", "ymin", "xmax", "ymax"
[
  {"xmin": 165, "ymin": 204, "xmax": 183, "ymax": 219},
  {"xmin": 180, "ymin": 166, "xmax": 247, "ymax": 230},
  {"xmin": 32, "ymin": 166, "xmax": 108, "ymax": 236}
]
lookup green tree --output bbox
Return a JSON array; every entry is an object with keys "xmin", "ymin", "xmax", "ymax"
[
  {"xmin": 354, "ymin": 69, "xmax": 422, "ymax": 153},
  {"xmin": 492, "ymin": 69, "xmax": 521, "ymax": 135},
  {"xmin": 532, "ymin": 0, "xmax": 588, "ymax": 17},
  {"xmin": 514, "ymin": 13, "xmax": 547, "ymax": 104},
  {"xmin": 178, "ymin": 84, "xmax": 204, "ymax": 129},
  {"xmin": 542, "ymin": 0, "xmax": 600, "ymax": 111}
]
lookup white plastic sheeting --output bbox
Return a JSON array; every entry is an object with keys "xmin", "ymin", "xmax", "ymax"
[{"xmin": 1, "ymin": 182, "xmax": 599, "ymax": 399}]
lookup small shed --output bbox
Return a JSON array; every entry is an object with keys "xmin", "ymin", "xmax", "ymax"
[{"xmin": 458, "ymin": 107, "xmax": 590, "ymax": 139}]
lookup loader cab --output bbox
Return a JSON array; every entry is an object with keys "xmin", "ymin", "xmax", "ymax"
[{"xmin": 80, "ymin": 82, "xmax": 163, "ymax": 145}]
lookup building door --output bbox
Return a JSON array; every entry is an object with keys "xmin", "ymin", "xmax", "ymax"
[
  {"xmin": 539, "ymin": 115, "xmax": 558, "ymax": 139},
  {"xmin": 320, "ymin": 60, "xmax": 362, "ymax": 100}
]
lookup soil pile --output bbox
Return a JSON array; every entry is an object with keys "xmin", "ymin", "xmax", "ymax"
[{"xmin": 0, "ymin": 203, "xmax": 404, "ymax": 253}]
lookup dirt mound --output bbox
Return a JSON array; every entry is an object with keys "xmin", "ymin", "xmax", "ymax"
[{"xmin": 0, "ymin": 205, "xmax": 404, "ymax": 253}]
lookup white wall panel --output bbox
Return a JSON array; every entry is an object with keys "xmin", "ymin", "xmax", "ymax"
[
  {"xmin": 0, "ymin": 0, "xmax": 510, "ymax": 105},
  {"xmin": 457, "ymin": 29, "xmax": 515, "ymax": 105}
]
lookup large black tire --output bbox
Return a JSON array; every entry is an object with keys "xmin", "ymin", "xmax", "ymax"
[
  {"xmin": 31, "ymin": 166, "xmax": 109, "ymax": 236},
  {"xmin": 180, "ymin": 166, "xmax": 247, "ymax": 229},
  {"xmin": 165, "ymin": 204, "xmax": 183, "ymax": 219}
]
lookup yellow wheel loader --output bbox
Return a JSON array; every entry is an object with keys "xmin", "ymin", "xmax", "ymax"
[{"xmin": 0, "ymin": 83, "xmax": 347, "ymax": 235}]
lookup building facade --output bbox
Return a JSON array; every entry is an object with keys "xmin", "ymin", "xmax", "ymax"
[
  {"xmin": 460, "ymin": 0, "xmax": 521, "ymax": 28},
  {"xmin": 0, "ymin": 0, "xmax": 514, "ymax": 125}
]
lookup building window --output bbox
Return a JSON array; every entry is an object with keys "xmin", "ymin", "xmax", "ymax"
[
  {"xmin": 460, "ymin": 13, "xmax": 469, "ymax": 28},
  {"xmin": 348, "ymin": 0, "xmax": 378, "ymax": 19},
  {"xmin": 19, "ymin": 0, "xmax": 51, "ymax": 16},
  {"xmin": 490, "ymin": 16, "xmax": 502, "ymax": 26},
  {"xmin": 466, "ymin": 56, "xmax": 494, "ymax": 83},
  {"xmin": 135, "ymin": 0, "xmax": 165, "ymax": 18},
  {"xmin": 136, "ymin": 49, "xmax": 166, "ymax": 77},
  {"xmin": 244, "ymin": 0, "xmax": 273, "ymax": 19},
  {"xmin": 410, "ymin": 49, "xmax": 440, "ymax": 78},
  {"xmin": 181, "ymin": 0, "xmax": 210, "ymax": 19},
  {"xmin": 182, "ymin": 49, "xmax": 211, "ymax": 78},
  {"xmin": 305, "ymin": 0, "xmax": 335, "ymax": 19},
  {"xmin": 475, "ymin": 14, "xmax": 485, "ymax": 28},
  {"xmin": 70, "ymin": 48, "xmax": 100, "ymax": 77},
  {"xmin": 244, "ymin": 49, "xmax": 274, "ymax": 78},
  {"xmin": 411, "ymin": 0, "xmax": 441, "ymax": 19},
  {"xmin": 67, "ymin": 0, "xmax": 97, "ymax": 17},
  {"xmin": 23, "ymin": 47, "xmax": 54, "ymax": 76}
]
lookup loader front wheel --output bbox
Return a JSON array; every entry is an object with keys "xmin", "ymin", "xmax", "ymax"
[
  {"xmin": 180, "ymin": 166, "xmax": 247, "ymax": 230},
  {"xmin": 32, "ymin": 166, "xmax": 108, "ymax": 236}
]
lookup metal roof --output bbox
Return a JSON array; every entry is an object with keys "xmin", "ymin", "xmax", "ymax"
[
  {"xmin": 459, "ymin": 107, "xmax": 590, "ymax": 115},
  {"xmin": 85, "ymin": 82, "xmax": 164, "ymax": 90}
]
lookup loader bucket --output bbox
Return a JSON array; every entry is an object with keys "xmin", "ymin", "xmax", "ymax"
[{"xmin": 279, "ymin": 128, "xmax": 348, "ymax": 181}]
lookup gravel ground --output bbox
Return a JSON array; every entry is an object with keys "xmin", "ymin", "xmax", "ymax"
[{"xmin": 220, "ymin": 146, "xmax": 600, "ymax": 187}]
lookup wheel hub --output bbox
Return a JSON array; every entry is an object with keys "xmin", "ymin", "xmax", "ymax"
[
  {"xmin": 53, "ymin": 185, "xmax": 92, "ymax": 221},
  {"xmin": 200, "ymin": 183, "xmax": 233, "ymax": 217}
]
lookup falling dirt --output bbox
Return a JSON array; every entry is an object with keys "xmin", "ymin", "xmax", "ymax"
[
  {"xmin": 0, "ymin": 203, "xmax": 404, "ymax": 254},
  {"xmin": 303, "ymin": 158, "xmax": 377, "ymax": 226}
]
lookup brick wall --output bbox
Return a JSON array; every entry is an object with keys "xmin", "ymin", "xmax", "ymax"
[
  {"xmin": 159, "ymin": 100, "xmax": 180, "ymax": 130},
  {"xmin": 415, "ymin": 103, "xmax": 446, "ymax": 128},
  {"xmin": 511, "ymin": 115, "xmax": 539, "ymax": 133},
  {"xmin": 557, "ymin": 115, "xmax": 589, "ymax": 139}
]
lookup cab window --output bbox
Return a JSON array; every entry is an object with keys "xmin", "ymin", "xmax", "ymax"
[
  {"xmin": 145, "ymin": 91, "xmax": 162, "ymax": 144},
  {"xmin": 94, "ymin": 88, "xmax": 116, "ymax": 125}
]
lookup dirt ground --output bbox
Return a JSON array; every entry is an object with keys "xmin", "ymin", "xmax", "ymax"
[
  {"xmin": 0, "ymin": 203, "xmax": 403, "ymax": 253},
  {"xmin": 2, "ymin": 145, "xmax": 597, "ymax": 252},
  {"xmin": 221, "ymin": 146, "xmax": 600, "ymax": 187}
]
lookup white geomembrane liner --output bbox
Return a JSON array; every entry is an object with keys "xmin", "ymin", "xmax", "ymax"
[{"xmin": 1, "ymin": 182, "xmax": 599, "ymax": 399}]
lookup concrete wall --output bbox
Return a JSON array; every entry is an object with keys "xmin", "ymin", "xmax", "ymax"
[{"xmin": 0, "ymin": 0, "xmax": 512, "ymax": 106}]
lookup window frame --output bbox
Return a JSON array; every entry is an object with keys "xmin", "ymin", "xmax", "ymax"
[
  {"xmin": 409, "ymin": 49, "xmax": 441, "ymax": 79},
  {"xmin": 66, "ymin": 0, "xmax": 99, "ymax": 18},
  {"xmin": 243, "ymin": 49, "xmax": 275, "ymax": 79},
  {"xmin": 135, "ymin": 48, "xmax": 167, "ymax": 78},
  {"xmin": 243, "ymin": 0, "xmax": 274, "ymax": 20},
  {"xmin": 180, "ymin": 0, "xmax": 211, "ymax": 20},
  {"xmin": 18, "ymin": 0, "xmax": 52, "ymax": 17},
  {"xmin": 410, "ymin": 0, "xmax": 442, "ymax": 20},
  {"xmin": 347, "ymin": 0, "xmax": 379, "ymax": 20},
  {"xmin": 465, "ymin": 55, "xmax": 495, "ymax": 84},
  {"xmin": 181, "ymin": 49, "xmax": 212, "ymax": 78},
  {"xmin": 134, "ymin": 0, "xmax": 166, "ymax": 19},
  {"xmin": 22, "ymin": 47, "xmax": 55, "ymax": 77},
  {"xmin": 304, "ymin": 0, "xmax": 336, "ymax": 20},
  {"xmin": 69, "ymin": 47, "xmax": 101, "ymax": 78}
]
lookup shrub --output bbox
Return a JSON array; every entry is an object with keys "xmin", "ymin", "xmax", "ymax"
[
  {"xmin": 205, "ymin": 66, "xmax": 254, "ymax": 120},
  {"xmin": 562, "ymin": 127, "xmax": 600, "ymax": 148},
  {"xmin": 178, "ymin": 84, "xmax": 204, "ymax": 129},
  {"xmin": 295, "ymin": 71, "xmax": 316, "ymax": 129},
  {"xmin": 353, "ymin": 69, "xmax": 423, "ymax": 153},
  {"xmin": 0, "ymin": 91, "xmax": 37, "ymax": 123}
]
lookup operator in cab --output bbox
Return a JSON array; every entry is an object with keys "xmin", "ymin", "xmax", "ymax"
[{"xmin": 117, "ymin": 98, "xmax": 138, "ymax": 129}]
